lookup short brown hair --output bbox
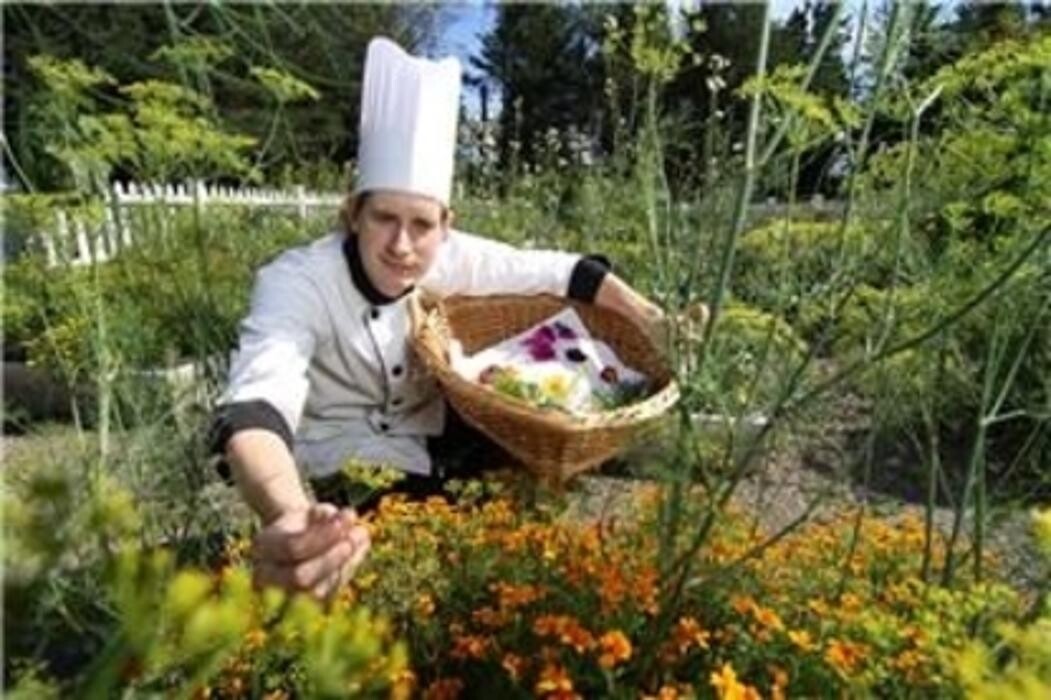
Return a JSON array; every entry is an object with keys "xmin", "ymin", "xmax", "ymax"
[
  {"xmin": 340, "ymin": 191, "xmax": 451, "ymax": 236},
  {"xmin": 339, "ymin": 192, "xmax": 371, "ymax": 235}
]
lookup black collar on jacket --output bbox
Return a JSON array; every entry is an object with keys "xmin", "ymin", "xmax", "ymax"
[{"xmin": 342, "ymin": 234, "xmax": 414, "ymax": 306}]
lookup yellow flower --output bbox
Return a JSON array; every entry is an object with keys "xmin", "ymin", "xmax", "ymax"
[
  {"xmin": 710, "ymin": 663, "xmax": 746, "ymax": 700},
  {"xmin": 355, "ymin": 571, "xmax": 378, "ymax": 591},
  {"xmin": 539, "ymin": 372, "xmax": 574, "ymax": 403},
  {"xmin": 243, "ymin": 627, "xmax": 267, "ymax": 652},
  {"xmin": 787, "ymin": 629, "xmax": 816, "ymax": 652},
  {"xmin": 415, "ymin": 593, "xmax": 436, "ymax": 618},
  {"xmin": 391, "ymin": 669, "xmax": 417, "ymax": 700},
  {"xmin": 806, "ymin": 598, "xmax": 830, "ymax": 617},
  {"xmin": 838, "ymin": 592, "xmax": 862, "ymax": 614},
  {"xmin": 597, "ymin": 630, "xmax": 633, "ymax": 668}
]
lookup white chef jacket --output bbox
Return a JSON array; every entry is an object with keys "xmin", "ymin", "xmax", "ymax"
[{"xmin": 214, "ymin": 230, "xmax": 606, "ymax": 478}]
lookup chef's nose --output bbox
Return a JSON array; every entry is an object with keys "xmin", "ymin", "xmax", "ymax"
[{"xmin": 390, "ymin": 225, "xmax": 413, "ymax": 257}]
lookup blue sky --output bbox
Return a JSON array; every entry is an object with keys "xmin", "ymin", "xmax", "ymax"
[
  {"xmin": 436, "ymin": 1, "xmax": 971, "ymax": 117},
  {"xmin": 436, "ymin": 1, "xmax": 842, "ymax": 116},
  {"xmin": 438, "ymin": 0, "xmax": 809, "ymax": 66}
]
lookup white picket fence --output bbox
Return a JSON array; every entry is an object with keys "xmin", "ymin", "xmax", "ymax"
[{"xmin": 40, "ymin": 181, "xmax": 343, "ymax": 268}]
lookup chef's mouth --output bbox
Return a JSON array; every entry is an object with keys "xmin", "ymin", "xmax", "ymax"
[{"xmin": 382, "ymin": 257, "xmax": 416, "ymax": 276}]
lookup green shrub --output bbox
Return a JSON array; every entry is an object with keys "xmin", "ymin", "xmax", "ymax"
[
  {"xmin": 686, "ymin": 302, "xmax": 810, "ymax": 416},
  {"xmin": 734, "ymin": 218, "xmax": 895, "ymax": 332}
]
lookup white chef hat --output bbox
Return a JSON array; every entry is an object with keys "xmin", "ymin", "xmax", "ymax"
[{"xmin": 353, "ymin": 37, "xmax": 462, "ymax": 206}]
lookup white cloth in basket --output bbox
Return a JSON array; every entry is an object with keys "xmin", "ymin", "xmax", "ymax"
[{"xmin": 449, "ymin": 307, "xmax": 646, "ymax": 414}]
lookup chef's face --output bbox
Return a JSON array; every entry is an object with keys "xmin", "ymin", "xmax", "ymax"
[{"xmin": 351, "ymin": 190, "xmax": 451, "ymax": 298}]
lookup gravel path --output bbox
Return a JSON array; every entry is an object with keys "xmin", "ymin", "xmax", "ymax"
[{"xmin": 563, "ymin": 432, "xmax": 1047, "ymax": 599}]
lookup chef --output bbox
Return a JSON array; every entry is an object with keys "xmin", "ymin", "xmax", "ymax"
[{"xmin": 211, "ymin": 37, "xmax": 666, "ymax": 598}]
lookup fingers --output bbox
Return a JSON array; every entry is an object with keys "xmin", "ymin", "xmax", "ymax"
[
  {"xmin": 312, "ymin": 521, "xmax": 372, "ymax": 601},
  {"xmin": 254, "ymin": 506, "xmax": 346, "ymax": 565},
  {"xmin": 252, "ymin": 505, "xmax": 372, "ymax": 600},
  {"xmin": 328, "ymin": 528, "xmax": 372, "ymax": 600},
  {"xmin": 345, "ymin": 523, "xmax": 371, "ymax": 572},
  {"xmin": 256, "ymin": 537, "xmax": 355, "ymax": 593}
]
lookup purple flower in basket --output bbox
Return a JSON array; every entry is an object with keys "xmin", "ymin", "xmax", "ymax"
[
  {"xmin": 524, "ymin": 340, "xmax": 556, "ymax": 361},
  {"xmin": 554, "ymin": 321, "xmax": 577, "ymax": 340},
  {"xmin": 522, "ymin": 326, "xmax": 557, "ymax": 361}
]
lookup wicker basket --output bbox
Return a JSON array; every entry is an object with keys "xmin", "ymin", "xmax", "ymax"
[{"xmin": 410, "ymin": 293, "xmax": 680, "ymax": 481}]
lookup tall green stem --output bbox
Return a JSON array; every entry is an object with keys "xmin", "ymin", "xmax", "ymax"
[{"xmin": 642, "ymin": 2, "xmax": 773, "ymax": 682}]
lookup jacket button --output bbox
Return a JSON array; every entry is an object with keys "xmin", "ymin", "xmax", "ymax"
[
  {"xmin": 391, "ymin": 365, "xmax": 404, "ymax": 377},
  {"xmin": 370, "ymin": 308, "xmax": 380, "ymax": 320}
]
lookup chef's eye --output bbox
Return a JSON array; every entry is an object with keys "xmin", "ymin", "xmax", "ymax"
[{"xmin": 411, "ymin": 219, "xmax": 438, "ymax": 237}]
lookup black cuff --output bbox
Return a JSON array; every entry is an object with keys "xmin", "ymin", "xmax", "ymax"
[
  {"xmin": 567, "ymin": 254, "xmax": 612, "ymax": 302},
  {"xmin": 208, "ymin": 399, "xmax": 294, "ymax": 455}
]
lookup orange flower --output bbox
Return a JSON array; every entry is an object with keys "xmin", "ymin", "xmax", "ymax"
[
  {"xmin": 423, "ymin": 677, "xmax": 464, "ymax": 700},
  {"xmin": 673, "ymin": 616, "xmax": 711, "ymax": 654},
  {"xmin": 565, "ymin": 626, "xmax": 595, "ymax": 654},
  {"xmin": 491, "ymin": 581, "xmax": 546, "ymax": 610},
  {"xmin": 533, "ymin": 614, "xmax": 594, "ymax": 654},
  {"xmin": 535, "ymin": 662, "xmax": 577, "ymax": 697},
  {"xmin": 597, "ymin": 630, "xmax": 633, "ymax": 669},
  {"xmin": 643, "ymin": 686, "xmax": 683, "ymax": 700},
  {"xmin": 730, "ymin": 595, "xmax": 757, "ymax": 616},
  {"xmin": 502, "ymin": 652, "xmax": 528, "ymax": 682},
  {"xmin": 450, "ymin": 633, "xmax": 491, "ymax": 661},
  {"xmin": 751, "ymin": 605, "xmax": 784, "ymax": 632},
  {"xmin": 533, "ymin": 614, "xmax": 565, "ymax": 637},
  {"xmin": 825, "ymin": 639, "xmax": 868, "ymax": 676},
  {"xmin": 768, "ymin": 665, "xmax": 789, "ymax": 700},
  {"xmin": 472, "ymin": 606, "xmax": 511, "ymax": 629},
  {"xmin": 598, "ymin": 567, "xmax": 628, "ymax": 610}
]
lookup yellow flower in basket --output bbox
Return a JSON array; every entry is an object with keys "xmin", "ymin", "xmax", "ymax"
[{"xmin": 539, "ymin": 372, "xmax": 574, "ymax": 405}]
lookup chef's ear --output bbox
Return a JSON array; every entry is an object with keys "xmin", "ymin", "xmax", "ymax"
[
  {"xmin": 442, "ymin": 207, "xmax": 455, "ymax": 239},
  {"xmin": 341, "ymin": 192, "xmax": 368, "ymax": 235}
]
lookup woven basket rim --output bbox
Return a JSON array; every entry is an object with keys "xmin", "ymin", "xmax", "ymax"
[{"xmin": 410, "ymin": 293, "xmax": 680, "ymax": 430}]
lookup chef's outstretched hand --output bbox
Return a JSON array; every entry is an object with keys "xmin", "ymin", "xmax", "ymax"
[
  {"xmin": 251, "ymin": 502, "xmax": 370, "ymax": 600},
  {"xmin": 593, "ymin": 273, "xmax": 709, "ymax": 355}
]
